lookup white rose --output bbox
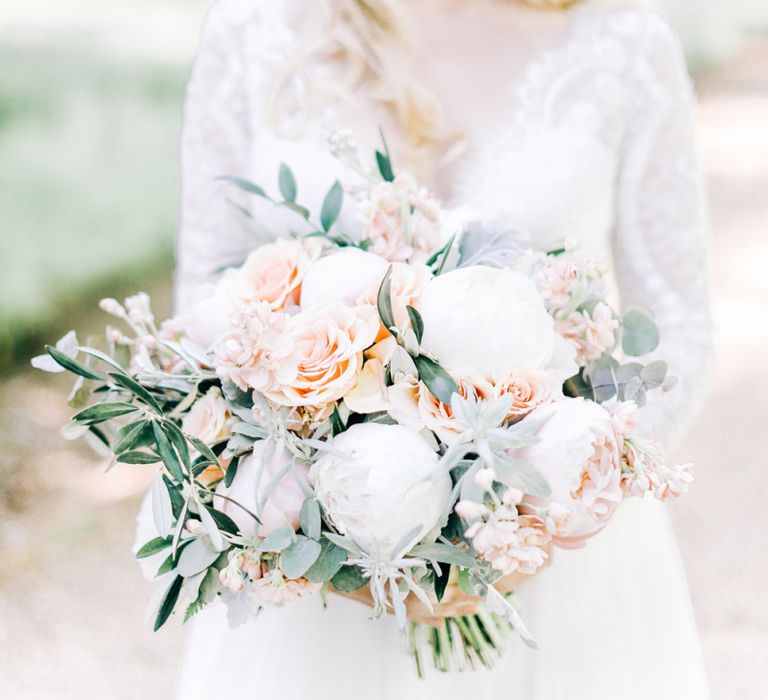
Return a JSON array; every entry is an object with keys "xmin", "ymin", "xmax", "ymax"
[
  {"xmin": 215, "ymin": 442, "xmax": 309, "ymax": 538},
  {"xmin": 300, "ymin": 248, "xmax": 389, "ymax": 310},
  {"xmin": 516, "ymin": 398, "xmax": 623, "ymax": 547},
  {"xmin": 418, "ymin": 265, "xmax": 556, "ymax": 379},
  {"xmin": 310, "ymin": 423, "xmax": 451, "ymax": 557}
]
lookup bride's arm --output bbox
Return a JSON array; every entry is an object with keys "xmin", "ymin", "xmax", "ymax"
[
  {"xmin": 175, "ymin": 2, "xmax": 255, "ymax": 311},
  {"xmin": 612, "ymin": 15, "xmax": 714, "ymax": 449}
]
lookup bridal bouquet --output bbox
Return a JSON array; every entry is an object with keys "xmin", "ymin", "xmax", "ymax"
[{"xmin": 34, "ymin": 132, "xmax": 693, "ymax": 675}]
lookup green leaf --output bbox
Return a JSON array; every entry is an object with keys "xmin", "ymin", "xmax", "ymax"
[
  {"xmin": 406, "ymin": 305, "xmax": 424, "ymax": 344},
  {"xmin": 163, "ymin": 420, "xmax": 191, "ymax": 469},
  {"xmin": 413, "ymin": 355, "xmax": 459, "ymax": 404},
  {"xmin": 281, "ymin": 536, "xmax": 322, "ymax": 579},
  {"xmin": 117, "ymin": 450, "xmax": 161, "ymax": 465},
  {"xmin": 320, "ymin": 180, "xmax": 344, "ymax": 231},
  {"xmin": 410, "ymin": 543, "xmax": 476, "ymax": 569},
  {"xmin": 299, "ymin": 499, "xmax": 321, "ymax": 540},
  {"xmin": 215, "ymin": 175, "xmax": 268, "ymax": 198},
  {"xmin": 154, "ymin": 576, "xmax": 183, "ymax": 631},
  {"xmin": 305, "ymin": 540, "xmax": 347, "ymax": 584},
  {"xmin": 224, "ymin": 455, "xmax": 240, "ymax": 488},
  {"xmin": 73, "ymin": 401, "xmax": 137, "ymax": 424},
  {"xmin": 113, "ymin": 420, "xmax": 150, "ymax": 454},
  {"xmin": 376, "ymin": 150, "xmax": 394, "ymax": 182},
  {"xmin": 261, "ymin": 526, "xmax": 295, "ymax": 553},
  {"xmin": 331, "ymin": 565, "xmax": 368, "ymax": 592},
  {"xmin": 44, "ymin": 345, "xmax": 103, "ymax": 381},
  {"xmin": 136, "ymin": 536, "xmax": 172, "ymax": 559},
  {"xmin": 434, "ymin": 233, "xmax": 456, "ymax": 275},
  {"xmin": 457, "ymin": 568, "xmax": 474, "ymax": 596},
  {"xmin": 108, "ymin": 373, "xmax": 162, "ymax": 412},
  {"xmin": 330, "ymin": 407, "xmax": 345, "ymax": 436},
  {"xmin": 153, "ymin": 421, "xmax": 185, "ymax": 482},
  {"xmin": 622, "ymin": 307, "xmax": 660, "ymax": 357},
  {"xmin": 204, "ymin": 506, "xmax": 240, "ymax": 536},
  {"xmin": 433, "ymin": 563, "xmax": 451, "ymax": 602},
  {"xmin": 188, "ymin": 436, "xmax": 221, "ymax": 468},
  {"xmin": 376, "ymin": 266, "xmax": 396, "ymax": 334},
  {"xmin": 281, "ymin": 201, "xmax": 310, "ymax": 219},
  {"xmin": 278, "ymin": 163, "xmax": 297, "ymax": 202}
]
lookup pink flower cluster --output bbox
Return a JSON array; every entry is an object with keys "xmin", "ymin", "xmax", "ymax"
[{"xmin": 556, "ymin": 302, "xmax": 619, "ymax": 364}]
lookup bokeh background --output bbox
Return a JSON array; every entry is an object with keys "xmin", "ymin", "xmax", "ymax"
[{"xmin": 1, "ymin": 1, "xmax": 766, "ymax": 698}]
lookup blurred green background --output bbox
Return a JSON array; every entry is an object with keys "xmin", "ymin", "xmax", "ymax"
[
  {"xmin": 0, "ymin": 0, "xmax": 209, "ymax": 367},
  {"xmin": 0, "ymin": 2, "xmax": 767, "ymax": 699}
]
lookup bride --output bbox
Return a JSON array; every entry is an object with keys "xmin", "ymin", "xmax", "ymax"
[{"xmin": 165, "ymin": 0, "xmax": 713, "ymax": 697}]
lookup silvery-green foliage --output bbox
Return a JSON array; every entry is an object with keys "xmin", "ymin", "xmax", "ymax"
[{"xmin": 622, "ymin": 306, "xmax": 661, "ymax": 356}]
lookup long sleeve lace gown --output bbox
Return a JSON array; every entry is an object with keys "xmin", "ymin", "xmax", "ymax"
[{"xmin": 163, "ymin": 1, "xmax": 713, "ymax": 697}]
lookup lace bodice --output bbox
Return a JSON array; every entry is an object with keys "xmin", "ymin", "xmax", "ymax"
[{"xmin": 175, "ymin": 0, "xmax": 712, "ymax": 447}]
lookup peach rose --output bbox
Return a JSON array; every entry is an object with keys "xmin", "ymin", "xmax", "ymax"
[
  {"xmin": 389, "ymin": 373, "xmax": 495, "ymax": 446},
  {"xmin": 265, "ymin": 302, "xmax": 378, "ymax": 407},
  {"xmin": 491, "ymin": 369, "xmax": 561, "ymax": 419},
  {"xmin": 182, "ymin": 387, "xmax": 233, "ymax": 445},
  {"xmin": 229, "ymin": 238, "xmax": 321, "ymax": 312},
  {"xmin": 357, "ymin": 261, "xmax": 433, "ymax": 338}
]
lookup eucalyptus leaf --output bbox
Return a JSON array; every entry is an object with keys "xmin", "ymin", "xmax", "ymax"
[
  {"xmin": 622, "ymin": 307, "xmax": 660, "ymax": 356},
  {"xmin": 261, "ymin": 526, "xmax": 295, "ymax": 553},
  {"xmin": 299, "ymin": 499, "xmax": 322, "ymax": 540},
  {"xmin": 641, "ymin": 360, "xmax": 668, "ymax": 389},
  {"xmin": 330, "ymin": 565, "xmax": 368, "ymax": 593},
  {"xmin": 281, "ymin": 536, "xmax": 322, "ymax": 579},
  {"xmin": 304, "ymin": 540, "xmax": 347, "ymax": 583}
]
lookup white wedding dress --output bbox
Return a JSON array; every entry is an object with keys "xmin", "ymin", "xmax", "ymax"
[{"xmin": 165, "ymin": 1, "xmax": 713, "ymax": 697}]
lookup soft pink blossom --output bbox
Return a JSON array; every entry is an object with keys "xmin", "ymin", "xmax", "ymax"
[
  {"xmin": 359, "ymin": 173, "xmax": 443, "ymax": 263},
  {"xmin": 249, "ymin": 570, "xmax": 321, "ymax": 607},
  {"xmin": 556, "ymin": 302, "xmax": 619, "ymax": 364},
  {"xmin": 465, "ymin": 514, "xmax": 551, "ymax": 576}
]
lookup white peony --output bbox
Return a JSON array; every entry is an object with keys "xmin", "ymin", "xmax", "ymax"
[
  {"xmin": 418, "ymin": 265, "xmax": 556, "ymax": 379},
  {"xmin": 215, "ymin": 441, "xmax": 309, "ymax": 538},
  {"xmin": 516, "ymin": 398, "xmax": 624, "ymax": 547},
  {"xmin": 310, "ymin": 423, "xmax": 451, "ymax": 558},
  {"xmin": 300, "ymin": 248, "xmax": 389, "ymax": 310},
  {"xmin": 176, "ymin": 279, "xmax": 236, "ymax": 349}
]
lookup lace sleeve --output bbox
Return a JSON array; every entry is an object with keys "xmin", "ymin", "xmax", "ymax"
[
  {"xmin": 612, "ymin": 14, "xmax": 714, "ymax": 449},
  {"xmin": 174, "ymin": 1, "xmax": 257, "ymax": 311}
]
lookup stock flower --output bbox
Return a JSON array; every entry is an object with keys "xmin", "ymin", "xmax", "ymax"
[
  {"xmin": 311, "ymin": 423, "xmax": 451, "ymax": 557},
  {"xmin": 264, "ymin": 302, "xmax": 378, "ymax": 407},
  {"xmin": 516, "ymin": 398, "xmax": 624, "ymax": 547},
  {"xmin": 215, "ymin": 441, "xmax": 309, "ymax": 538},
  {"xmin": 229, "ymin": 238, "xmax": 321, "ymax": 312},
  {"xmin": 359, "ymin": 172, "xmax": 443, "ymax": 263},
  {"xmin": 418, "ymin": 265, "xmax": 557, "ymax": 379},
  {"xmin": 465, "ymin": 514, "xmax": 551, "ymax": 576},
  {"xmin": 556, "ymin": 302, "xmax": 619, "ymax": 364},
  {"xmin": 249, "ymin": 570, "xmax": 321, "ymax": 607},
  {"xmin": 214, "ymin": 304, "xmax": 297, "ymax": 393}
]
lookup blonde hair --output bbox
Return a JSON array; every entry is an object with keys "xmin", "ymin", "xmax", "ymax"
[{"xmin": 268, "ymin": 0, "xmax": 581, "ymax": 165}]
